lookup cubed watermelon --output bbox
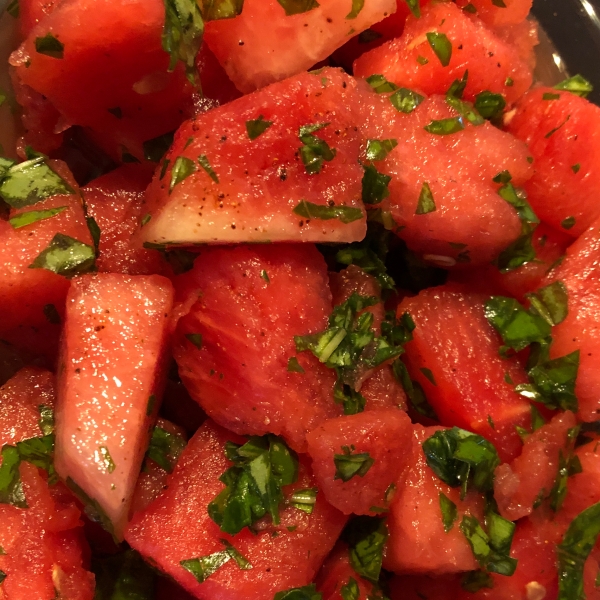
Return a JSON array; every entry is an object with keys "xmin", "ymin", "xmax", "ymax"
[
  {"xmin": 172, "ymin": 244, "xmax": 340, "ymax": 452},
  {"xmin": 139, "ymin": 68, "xmax": 367, "ymax": 247},
  {"xmin": 55, "ymin": 272, "xmax": 174, "ymax": 538}
]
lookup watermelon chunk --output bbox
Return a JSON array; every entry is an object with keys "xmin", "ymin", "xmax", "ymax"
[
  {"xmin": 139, "ymin": 68, "xmax": 367, "ymax": 247},
  {"xmin": 358, "ymin": 93, "xmax": 531, "ymax": 267},
  {"xmin": 126, "ymin": 420, "xmax": 347, "ymax": 599},
  {"xmin": 542, "ymin": 221, "xmax": 600, "ymax": 422},
  {"xmin": 10, "ymin": 0, "xmax": 194, "ymax": 162},
  {"xmin": 55, "ymin": 272, "xmax": 174, "ymax": 538},
  {"xmin": 306, "ymin": 408, "xmax": 413, "ymax": 515},
  {"xmin": 353, "ymin": 2, "xmax": 532, "ymax": 105},
  {"xmin": 82, "ymin": 164, "xmax": 168, "ymax": 276},
  {"xmin": 0, "ymin": 159, "xmax": 92, "ymax": 362},
  {"xmin": 494, "ymin": 411, "xmax": 577, "ymax": 521},
  {"xmin": 203, "ymin": 0, "xmax": 397, "ymax": 93},
  {"xmin": 455, "ymin": 0, "xmax": 532, "ymax": 28},
  {"xmin": 506, "ymin": 86, "xmax": 600, "ymax": 237},
  {"xmin": 397, "ymin": 285, "xmax": 531, "ymax": 462},
  {"xmin": 384, "ymin": 424, "xmax": 484, "ymax": 575},
  {"xmin": 172, "ymin": 244, "xmax": 340, "ymax": 452}
]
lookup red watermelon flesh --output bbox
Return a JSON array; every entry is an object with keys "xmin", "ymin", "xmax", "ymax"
[
  {"xmin": 10, "ymin": 0, "xmax": 195, "ymax": 163},
  {"xmin": 384, "ymin": 424, "xmax": 484, "ymax": 575},
  {"xmin": 306, "ymin": 408, "xmax": 413, "ymax": 515},
  {"xmin": 454, "ymin": 0, "xmax": 532, "ymax": 29},
  {"xmin": 126, "ymin": 420, "xmax": 347, "ymax": 600},
  {"xmin": 82, "ymin": 164, "xmax": 168, "ymax": 276},
  {"xmin": 172, "ymin": 244, "xmax": 340, "ymax": 452},
  {"xmin": 55, "ymin": 272, "xmax": 174, "ymax": 539},
  {"xmin": 397, "ymin": 285, "xmax": 531, "ymax": 462},
  {"xmin": 355, "ymin": 92, "xmax": 530, "ymax": 267},
  {"xmin": 203, "ymin": 0, "xmax": 397, "ymax": 93},
  {"xmin": 139, "ymin": 68, "xmax": 367, "ymax": 247},
  {"xmin": 542, "ymin": 220, "xmax": 600, "ymax": 422},
  {"xmin": 506, "ymin": 86, "xmax": 600, "ymax": 238},
  {"xmin": 353, "ymin": 2, "xmax": 532, "ymax": 105}
]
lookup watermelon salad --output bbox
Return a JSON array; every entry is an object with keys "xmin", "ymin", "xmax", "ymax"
[{"xmin": 0, "ymin": 0, "xmax": 599, "ymax": 598}]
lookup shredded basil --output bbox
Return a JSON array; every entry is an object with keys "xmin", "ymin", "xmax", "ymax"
[
  {"xmin": 185, "ymin": 333, "xmax": 203, "ymax": 349},
  {"xmin": 366, "ymin": 74, "xmax": 398, "ymax": 94},
  {"xmin": 246, "ymin": 116, "xmax": 273, "ymax": 140},
  {"xmin": 415, "ymin": 182, "xmax": 436, "ymax": 214},
  {"xmin": 276, "ymin": 0, "xmax": 320, "ymax": 16},
  {"xmin": 34, "ymin": 33, "xmax": 64, "ymax": 59},
  {"xmin": 361, "ymin": 164, "xmax": 391, "ymax": 206},
  {"xmin": 365, "ymin": 138, "xmax": 398, "ymax": 161},
  {"xmin": 554, "ymin": 74, "xmax": 593, "ymax": 98},
  {"xmin": 334, "ymin": 446, "xmax": 375, "ymax": 482},
  {"xmin": 287, "ymin": 357, "xmax": 305, "ymax": 373},
  {"xmin": 404, "ymin": 0, "xmax": 421, "ymax": 18},
  {"xmin": 346, "ymin": 0, "xmax": 364, "ymax": 19},
  {"xmin": 461, "ymin": 570, "xmax": 494, "ymax": 592},
  {"xmin": 92, "ymin": 549, "xmax": 156, "ymax": 600},
  {"xmin": 439, "ymin": 491, "xmax": 458, "ymax": 532},
  {"xmin": 203, "ymin": 0, "xmax": 244, "ymax": 20},
  {"xmin": 146, "ymin": 426, "xmax": 186, "ymax": 473},
  {"xmin": 426, "ymin": 32, "xmax": 452, "ymax": 66},
  {"xmin": 340, "ymin": 578, "xmax": 360, "ymax": 600},
  {"xmin": 38, "ymin": 405, "xmax": 55, "ymax": 436},
  {"xmin": 526, "ymin": 281, "xmax": 569, "ymax": 326},
  {"xmin": 9, "ymin": 206, "xmax": 67, "ymax": 229},
  {"xmin": 28, "ymin": 233, "xmax": 95, "ymax": 278},
  {"xmin": 293, "ymin": 200, "xmax": 362, "ymax": 224},
  {"xmin": 389, "ymin": 87, "xmax": 424, "ymax": 114},
  {"xmin": 169, "ymin": 156, "xmax": 196, "ymax": 192},
  {"xmin": 343, "ymin": 516, "xmax": 388, "ymax": 583},
  {"xmin": 424, "ymin": 117, "xmax": 464, "ymax": 135},
  {"xmin": 0, "ymin": 446, "xmax": 27, "ymax": 508},
  {"xmin": 198, "ymin": 154, "xmax": 219, "ymax": 183},
  {"xmin": 474, "ymin": 91, "xmax": 506, "ymax": 120},
  {"xmin": 289, "ymin": 487, "xmax": 317, "ymax": 514},
  {"xmin": 181, "ymin": 540, "xmax": 251, "ymax": 584},
  {"xmin": 274, "ymin": 585, "xmax": 322, "ymax": 600},
  {"xmin": 298, "ymin": 123, "xmax": 336, "ymax": 174}
]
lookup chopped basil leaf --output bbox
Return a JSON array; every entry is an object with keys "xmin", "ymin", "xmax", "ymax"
[
  {"xmin": 34, "ymin": 33, "xmax": 64, "ymax": 59},
  {"xmin": 289, "ymin": 487, "xmax": 317, "ymax": 514},
  {"xmin": 143, "ymin": 131, "xmax": 175, "ymax": 162},
  {"xmin": 169, "ymin": 156, "xmax": 196, "ymax": 192},
  {"xmin": 554, "ymin": 74, "xmax": 594, "ymax": 98},
  {"xmin": 424, "ymin": 117, "xmax": 464, "ymax": 135},
  {"xmin": 0, "ymin": 155, "xmax": 74, "ymax": 209},
  {"xmin": 491, "ymin": 0, "xmax": 507, "ymax": 6},
  {"xmin": 361, "ymin": 164, "xmax": 391, "ymax": 205},
  {"xmin": 366, "ymin": 74, "xmax": 398, "ymax": 94},
  {"xmin": 550, "ymin": 450, "xmax": 573, "ymax": 512},
  {"xmin": 572, "ymin": 164, "xmax": 581, "ymax": 174},
  {"xmin": 334, "ymin": 446, "xmax": 375, "ymax": 482},
  {"xmin": 5, "ymin": 0, "xmax": 19, "ymax": 17},
  {"xmin": 86, "ymin": 215, "xmax": 101, "ymax": 252},
  {"xmin": 185, "ymin": 333, "xmax": 203, "ymax": 349},
  {"xmin": 198, "ymin": 154, "xmax": 219, "ymax": 183},
  {"xmin": 181, "ymin": 551, "xmax": 231, "ymax": 583},
  {"xmin": 203, "ymin": 0, "xmax": 244, "ymax": 20},
  {"xmin": 29, "ymin": 233, "xmax": 95, "ymax": 278},
  {"xmin": 276, "ymin": 0, "xmax": 320, "ymax": 16},
  {"xmin": 146, "ymin": 426, "xmax": 186, "ymax": 473},
  {"xmin": 246, "ymin": 116, "xmax": 273, "ymax": 140},
  {"xmin": 365, "ymin": 138, "xmax": 398, "ymax": 161},
  {"xmin": 474, "ymin": 91, "xmax": 506, "ymax": 120},
  {"xmin": 260, "ymin": 269, "xmax": 270, "ymax": 283},
  {"xmin": 287, "ymin": 357, "xmax": 305, "ymax": 373},
  {"xmin": 426, "ymin": 32, "xmax": 452, "ymax": 66},
  {"xmin": 416, "ymin": 55, "xmax": 429, "ymax": 65},
  {"xmin": 392, "ymin": 359, "xmax": 438, "ymax": 420},
  {"xmin": 343, "ymin": 516, "xmax": 388, "ymax": 583},
  {"xmin": 162, "ymin": 0, "xmax": 204, "ymax": 84},
  {"xmin": 446, "ymin": 95, "xmax": 485, "ymax": 126},
  {"xmin": 38, "ymin": 405, "xmax": 55, "ymax": 436},
  {"xmin": 0, "ymin": 446, "xmax": 27, "ymax": 508},
  {"xmin": 346, "ymin": 0, "xmax": 364, "ymax": 19},
  {"xmin": 98, "ymin": 445, "xmax": 115, "ymax": 474},
  {"xmin": 439, "ymin": 491, "xmax": 457, "ymax": 532},
  {"xmin": 420, "ymin": 367, "xmax": 436, "ymax": 385},
  {"xmin": 422, "ymin": 427, "xmax": 500, "ymax": 497},
  {"xmin": 389, "ymin": 87, "xmax": 424, "ymax": 113},
  {"xmin": 557, "ymin": 501, "xmax": 600, "ymax": 600},
  {"xmin": 66, "ymin": 477, "xmax": 115, "ymax": 538},
  {"xmin": 493, "ymin": 170, "xmax": 512, "ymax": 184},
  {"xmin": 484, "ymin": 296, "xmax": 551, "ymax": 353},
  {"xmin": 461, "ymin": 570, "xmax": 494, "ymax": 592},
  {"xmin": 496, "ymin": 221, "xmax": 537, "ymax": 272},
  {"xmin": 447, "ymin": 70, "xmax": 468, "ymax": 99},
  {"xmin": 561, "ymin": 216, "xmax": 576, "ymax": 230},
  {"xmin": 415, "ymin": 181, "xmax": 436, "ymax": 214},
  {"xmin": 208, "ymin": 434, "xmax": 298, "ymax": 534},
  {"xmin": 274, "ymin": 584, "xmax": 322, "ymax": 600},
  {"xmin": 543, "ymin": 92, "xmax": 561, "ymax": 101},
  {"xmin": 9, "ymin": 206, "xmax": 67, "ymax": 229},
  {"xmin": 146, "ymin": 394, "xmax": 156, "ymax": 417},
  {"xmin": 526, "ymin": 281, "xmax": 569, "ymax": 326},
  {"xmin": 498, "ymin": 182, "xmax": 539, "ymax": 224},
  {"xmin": 140, "ymin": 213, "xmax": 151, "ymax": 227},
  {"xmin": 293, "ymin": 200, "xmax": 362, "ymax": 224},
  {"xmin": 298, "ymin": 123, "xmax": 336, "ymax": 174},
  {"xmin": 0, "ymin": 570, "xmax": 5, "ymax": 585},
  {"xmin": 404, "ymin": 0, "xmax": 421, "ymax": 18},
  {"xmin": 340, "ymin": 577, "xmax": 360, "ymax": 600}
]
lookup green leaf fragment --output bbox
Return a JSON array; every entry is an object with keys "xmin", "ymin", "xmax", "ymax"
[
  {"xmin": 276, "ymin": 0, "xmax": 320, "ymax": 16},
  {"xmin": 426, "ymin": 32, "xmax": 452, "ymax": 66},
  {"xmin": 169, "ymin": 156, "xmax": 196, "ymax": 192},
  {"xmin": 344, "ymin": 516, "xmax": 388, "ymax": 583},
  {"xmin": 333, "ymin": 446, "xmax": 375, "ymax": 482},
  {"xmin": 198, "ymin": 154, "xmax": 219, "ymax": 183},
  {"xmin": 365, "ymin": 138, "xmax": 398, "ymax": 161},
  {"xmin": 185, "ymin": 333, "xmax": 203, "ymax": 349},
  {"xmin": 424, "ymin": 117, "xmax": 464, "ymax": 135},
  {"xmin": 346, "ymin": 0, "xmax": 364, "ymax": 19},
  {"xmin": 287, "ymin": 357, "xmax": 305, "ymax": 373},
  {"xmin": 146, "ymin": 426, "xmax": 186, "ymax": 474},
  {"xmin": 298, "ymin": 122, "xmax": 336, "ymax": 174},
  {"xmin": 9, "ymin": 206, "xmax": 67, "ymax": 229},
  {"xmin": 293, "ymin": 200, "xmax": 362, "ymax": 224},
  {"xmin": 389, "ymin": 87, "xmax": 424, "ymax": 113},
  {"xmin": 38, "ymin": 404, "xmax": 55, "ymax": 436},
  {"xmin": 439, "ymin": 491, "xmax": 457, "ymax": 532},
  {"xmin": 289, "ymin": 487, "xmax": 317, "ymax": 514},
  {"xmin": 274, "ymin": 584, "xmax": 322, "ymax": 600},
  {"xmin": 246, "ymin": 115, "xmax": 273, "ymax": 140},
  {"xmin": 361, "ymin": 164, "xmax": 391, "ymax": 205},
  {"xmin": 365, "ymin": 74, "xmax": 398, "ymax": 94},
  {"xmin": 28, "ymin": 233, "xmax": 95, "ymax": 278},
  {"xmin": 34, "ymin": 33, "xmax": 64, "ymax": 58},
  {"xmin": 404, "ymin": 0, "xmax": 421, "ymax": 18},
  {"xmin": 474, "ymin": 91, "xmax": 506, "ymax": 120},
  {"xmin": 0, "ymin": 446, "xmax": 27, "ymax": 508},
  {"xmin": 561, "ymin": 216, "xmax": 576, "ymax": 230},
  {"xmin": 340, "ymin": 577, "xmax": 360, "ymax": 600},
  {"xmin": 415, "ymin": 181, "xmax": 436, "ymax": 214},
  {"xmin": 203, "ymin": 0, "xmax": 244, "ymax": 20},
  {"xmin": 554, "ymin": 74, "xmax": 594, "ymax": 98},
  {"xmin": 526, "ymin": 281, "xmax": 569, "ymax": 326}
]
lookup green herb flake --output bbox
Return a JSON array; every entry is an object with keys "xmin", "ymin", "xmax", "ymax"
[
  {"xmin": 346, "ymin": 0, "xmax": 364, "ymax": 18},
  {"xmin": 561, "ymin": 216, "xmax": 576, "ymax": 230},
  {"xmin": 169, "ymin": 156, "xmax": 196, "ymax": 192},
  {"xmin": 461, "ymin": 570, "xmax": 494, "ymax": 592},
  {"xmin": 146, "ymin": 394, "xmax": 156, "ymax": 417},
  {"xmin": 66, "ymin": 477, "xmax": 115, "ymax": 538},
  {"xmin": 571, "ymin": 164, "xmax": 581, "ymax": 174},
  {"xmin": 344, "ymin": 516, "xmax": 388, "ymax": 583},
  {"xmin": 203, "ymin": 0, "xmax": 244, "ymax": 20},
  {"xmin": 543, "ymin": 92, "xmax": 561, "ymax": 101},
  {"xmin": 0, "ymin": 91, "xmax": 6, "ymax": 108},
  {"xmin": 143, "ymin": 131, "xmax": 175, "ymax": 163},
  {"xmin": 260, "ymin": 269, "xmax": 270, "ymax": 283},
  {"xmin": 498, "ymin": 182, "xmax": 539, "ymax": 224},
  {"xmin": 180, "ymin": 551, "xmax": 231, "ymax": 583},
  {"xmin": 146, "ymin": 426, "xmax": 186, "ymax": 474},
  {"xmin": 474, "ymin": 91, "xmax": 506, "ymax": 120},
  {"xmin": 365, "ymin": 74, "xmax": 398, "ymax": 94},
  {"xmin": 98, "ymin": 445, "xmax": 116, "ymax": 474},
  {"xmin": 198, "ymin": 154, "xmax": 219, "ymax": 183},
  {"xmin": 505, "ymin": 76, "xmax": 514, "ymax": 86},
  {"xmin": 276, "ymin": 0, "xmax": 320, "ymax": 16},
  {"xmin": 340, "ymin": 577, "xmax": 360, "ymax": 600},
  {"xmin": 9, "ymin": 206, "xmax": 67, "ymax": 229},
  {"xmin": 416, "ymin": 55, "xmax": 429, "ymax": 65},
  {"xmin": 364, "ymin": 138, "xmax": 397, "ymax": 163},
  {"xmin": 491, "ymin": 0, "xmax": 506, "ymax": 6},
  {"xmin": 420, "ymin": 367, "xmax": 436, "ymax": 385},
  {"xmin": 554, "ymin": 74, "xmax": 594, "ymax": 98},
  {"xmin": 439, "ymin": 491, "xmax": 458, "ymax": 533},
  {"xmin": 5, "ymin": 0, "xmax": 19, "ymax": 17},
  {"xmin": 86, "ymin": 215, "xmax": 101, "ymax": 252},
  {"xmin": 287, "ymin": 357, "xmax": 305, "ymax": 373},
  {"xmin": 557, "ymin": 501, "xmax": 600, "ymax": 599},
  {"xmin": 293, "ymin": 199, "xmax": 362, "ymax": 224},
  {"xmin": 184, "ymin": 333, "xmax": 203, "ymax": 349},
  {"xmin": 361, "ymin": 164, "xmax": 391, "ymax": 205},
  {"xmin": 415, "ymin": 181, "xmax": 436, "ymax": 215},
  {"xmin": 333, "ymin": 446, "xmax": 375, "ymax": 482},
  {"xmin": 389, "ymin": 87, "xmax": 425, "ymax": 113},
  {"xmin": 298, "ymin": 122, "xmax": 336, "ymax": 174},
  {"xmin": 38, "ymin": 405, "xmax": 55, "ymax": 436},
  {"xmin": 426, "ymin": 32, "xmax": 452, "ymax": 67},
  {"xmin": 404, "ymin": 0, "xmax": 421, "ymax": 18},
  {"xmin": 526, "ymin": 281, "xmax": 569, "ymax": 326},
  {"xmin": 162, "ymin": 0, "xmax": 204, "ymax": 84},
  {"xmin": 274, "ymin": 584, "xmax": 322, "ymax": 600},
  {"xmin": 29, "ymin": 233, "xmax": 95, "ymax": 278},
  {"xmin": 208, "ymin": 434, "xmax": 298, "ymax": 535},
  {"xmin": 289, "ymin": 487, "xmax": 318, "ymax": 514},
  {"xmin": 140, "ymin": 213, "xmax": 151, "ymax": 227},
  {"xmin": 393, "ymin": 359, "xmax": 438, "ymax": 420},
  {"xmin": 0, "ymin": 446, "xmax": 27, "ymax": 508},
  {"xmin": 34, "ymin": 33, "xmax": 64, "ymax": 59},
  {"xmin": 424, "ymin": 116, "xmax": 465, "ymax": 135},
  {"xmin": 496, "ymin": 221, "xmax": 537, "ymax": 272},
  {"xmin": 245, "ymin": 115, "xmax": 273, "ymax": 140}
]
